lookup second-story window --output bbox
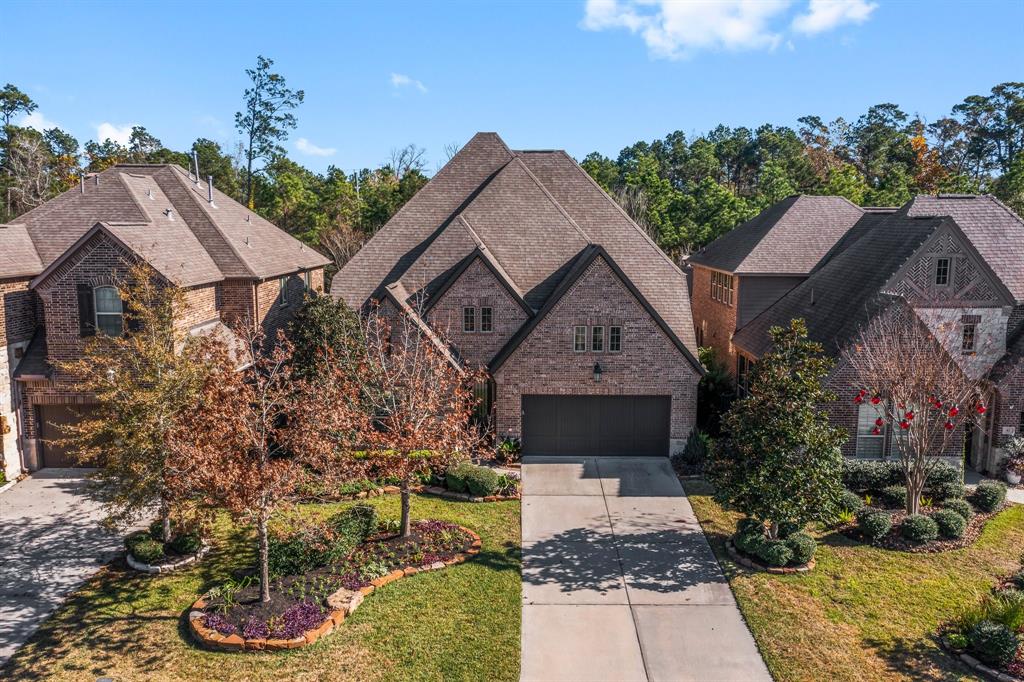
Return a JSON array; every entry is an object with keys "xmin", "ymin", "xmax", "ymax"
[
  {"xmin": 573, "ymin": 325, "xmax": 587, "ymax": 352},
  {"xmin": 592, "ymin": 325, "xmax": 604, "ymax": 352},
  {"xmin": 609, "ymin": 326, "xmax": 622, "ymax": 352},
  {"xmin": 480, "ymin": 306, "xmax": 493, "ymax": 332},
  {"xmin": 279, "ymin": 276, "xmax": 289, "ymax": 306},
  {"xmin": 935, "ymin": 257, "xmax": 951, "ymax": 286},
  {"xmin": 94, "ymin": 286, "xmax": 123, "ymax": 336},
  {"xmin": 463, "ymin": 306, "xmax": 476, "ymax": 332},
  {"xmin": 711, "ymin": 271, "xmax": 734, "ymax": 305},
  {"xmin": 961, "ymin": 314, "xmax": 980, "ymax": 353},
  {"xmin": 304, "ymin": 271, "xmax": 312, "ymax": 291}
]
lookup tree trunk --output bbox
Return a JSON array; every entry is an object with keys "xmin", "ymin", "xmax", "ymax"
[
  {"xmin": 400, "ymin": 481, "xmax": 412, "ymax": 539},
  {"xmin": 160, "ymin": 498, "xmax": 172, "ymax": 544},
  {"xmin": 906, "ymin": 473, "xmax": 924, "ymax": 516},
  {"xmin": 258, "ymin": 512, "xmax": 271, "ymax": 603},
  {"xmin": 768, "ymin": 521, "xmax": 779, "ymax": 541}
]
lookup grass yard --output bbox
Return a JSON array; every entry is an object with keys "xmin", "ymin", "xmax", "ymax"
[
  {"xmin": 1, "ymin": 495, "xmax": 521, "ymax": 682},
  {"xmin": 684, "ymin": 478, "xmax": 1024, "ymax": 682}
]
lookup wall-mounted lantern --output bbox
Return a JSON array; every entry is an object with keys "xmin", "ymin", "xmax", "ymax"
[{"xmin": 593, "ymin": 362, "xmax": 603, "ymax": 383}]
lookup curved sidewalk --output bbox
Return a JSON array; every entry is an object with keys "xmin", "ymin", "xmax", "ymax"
[{"xmin": 520, "ymin": 456, "xmax": 771, "ymax": 682}]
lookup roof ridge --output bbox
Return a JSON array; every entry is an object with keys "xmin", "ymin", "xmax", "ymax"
[{"xmin": 504, "ymin": 156, "xmax": 592, "ymax": 244}]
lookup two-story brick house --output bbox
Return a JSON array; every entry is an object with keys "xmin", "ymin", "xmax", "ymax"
[
  {"xmin": 332, "ymin": 133, "xmax": 702, "ymax": 457},
  {"xmin": 0, "ymin": 164, "xmax": 329, "ymax": 477},
  {"xmin": 691, "ymin": 193, "xmax": 1024, "ymax": 475}
]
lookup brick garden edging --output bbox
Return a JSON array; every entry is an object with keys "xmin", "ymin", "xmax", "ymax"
[
  {"xmin": 187, "ymin": 526, "xmax": 482, "ymax": 652},
  {"xmin": 939, "ymin": 637, "xmax": 1024, "ymax": 682},
  {"xmin": 725, "ymin": 539, "xmax": 816, "ymax": 574},
  {"xmin": 127, "ymin": 543, "xmax": 211, "ymax": 575},
  {"xmin": 299, "ymin": 484, "xmax": 520, "ymax": 504}
]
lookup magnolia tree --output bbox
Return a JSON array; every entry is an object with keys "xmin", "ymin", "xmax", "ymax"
[
  {"xmin": 843, "ymin": 301, "xmax": 990, "ymax": 515},
  {"xmin": 58, "ymin": 263, "xmax": 209, "ymax": 541},
  {"xmin": 708, "ymin": 319, "xmax": 846, "ymax": 539}
]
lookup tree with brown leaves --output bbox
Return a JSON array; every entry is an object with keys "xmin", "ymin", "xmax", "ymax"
[{"xmin": 843, "ymin": 300, "xmax": 990, "ymax": 515}]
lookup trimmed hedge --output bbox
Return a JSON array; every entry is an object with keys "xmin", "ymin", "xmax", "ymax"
[
  {"xmin": 126, "ymin": 531, "xmax": 165, "ymax": 564},
  {"xmin": 736, "ymin": 517, "xmax": 764, "ymax": 536},
  {"xmin": 841, "ymin": 459, "xmax": 963, "ymax": 496},
  {"xmin": 931, "ymin": 509, "xmax": 967, "ymax": 539},
  {"xmin": 756, "ymin": 540, "xmax": 793, "ymax": 567},
  {"xmin": 968, "ymin": 619, "xmax": 1019, "ymax": 667},
  {"xmin": 929, "ymin": 481, "xmax": 966, "ymax": 502},
  {"xmin": 901, "ymin": 514, "xmax": 939, "ymax": 543},
  {"xmin": 839, "ymin": 490, "xmax": 864, "ymax": 513},
  {"xmin": 856, "ymin": 508, "xmax": 892, "ymax": 542},
  {"xmin": 943, "ymin": 498, "xmax": 974, "ymax": 522},
  {"xmin": 445, "ymin": 462, "xmax": 502, "ymax": 496},
  {"xmin": 169, "ymin": 532, "xmax": 203, "ymax": 555},
  {"xmin": 445, "ymin": 462, "xmax": 474, "ymax": 493},
  {"xmin": 972, "ymin": 481, "xmax": 1007, "ymax": 512},
  {"xmin": 734, "ymin": 530, "xmax": 766, "ymax": 557},
  {"xmin": 880, "ymin": 484, "xmax": 908, "ymax": 508},
  {"xmin": 784, "ymin": 532, "xmax": 817, "ymax": 565}
]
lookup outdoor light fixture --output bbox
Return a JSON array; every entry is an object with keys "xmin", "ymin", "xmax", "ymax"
[{"xmin": 593, "ymin": 362, "xmax": 602, "ymax": 382}]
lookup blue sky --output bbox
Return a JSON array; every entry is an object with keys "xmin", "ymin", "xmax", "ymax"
[{"xmin": 3, "ymin": 0, "xmax": 1022, "ymax": 174}]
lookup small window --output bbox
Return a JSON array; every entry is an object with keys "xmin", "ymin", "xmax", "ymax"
[
  {"xmin": 304, "ymin": 271, "xmax": 312, "ymax": 291},
  {"xmin": 573, "ymin": 326, "xmax": 587, "ymax": 352},
  {"xmin": 592, "ymin": 326, "xmax": 604, "ymax": 352},
  {"xmin": 94, "ymin": 286, "xmax": 123, "ymax": 336},
  {"xmin": 856, "ymin": 401, "xmax": 885, "ymax": 457},
  {"xmin": 279, "ymin": 276, "xmax": 289, "ymax": 306},
  {"xmin": 736, "ymin": 355, "xmax": 754, "ymax": 397},
  {"xmin": 480, "ymin": 307, "xmax": 493, "ymax": 333},
  {"xmin": 711, "ymin": 271, "xmax": 734, "ymax": 305},
  {"xmin": 463, "ymin": 307, "xmax": 476, "ymax": 333},
  {"xmin": 935, "ymin": 258, "xmax": 951, "ymax": 286},
  {"xmin": 609, "ymin": 326, "xmax": 622, "ymax": 352},
  {"xmin": 962, "ymin": 323, "xmax": 976, "ymax": 352}
]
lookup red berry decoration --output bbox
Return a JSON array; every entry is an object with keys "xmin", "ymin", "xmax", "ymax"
[
  {"xmin": 948, "ymin": 406, "xmax": 959, "ymax": 417},
  {"xmin": 854, "ymin": 395, "xmax": 863, "ymax": 404},
  {"xmin": 944, "ymin": 420, "xmax": 954, "ymax": 430},
  {"xmin": 871, "ymin": 427, "xmax": 881, "ymax": 436},
  {"xmin": 934, "ymin": 400, "xmax": 943, "ymax": 409},
  {"xmin": 976, "ymin": 403, "xmax": 987, "ymax": 415},
  {"xmin": 900, "ymin": 419, "xmax": 911, "ymax": 430},
  {"xmin": 904, "ymin": 410, "xmax": 914, "ymax": 421},
  {"xmin": 858, "ymin": 389, "xmax": 867, "ymax": 397},
  {"xmin": 875, "ymin": 417, "xmax": 885, "ymax": 427},
  {"xmin": 871, "ymin": 395, "xmax": 881, "ymax": 405}
]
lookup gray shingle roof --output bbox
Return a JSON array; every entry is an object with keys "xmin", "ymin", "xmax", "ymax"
[
  {"xmin": 331, "ymin": 133, "xmax": 699, "ymax": 354},
  {"xmin": 687, "ymin": 195, "xmax": 865, "ymax": 275},
  {"xmin": 732, "ymin": 214, "xmax": 944, "ymax": 358},
  {"xmin": 0, "ymin": 225, "xmax": 44, "ymax": 279},
  {"xmin": 902, "ymin": 194, "xmax": 1024, "ymax": 302},
  {"xmin": 2, "ymin": 164, "xmax": 328, "ymax": 283}
]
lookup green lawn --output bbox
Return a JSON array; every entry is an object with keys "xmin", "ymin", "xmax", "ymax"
[
  {"xmin": 1, "ymin": 495, "xmax": 521, "ymax": 682},
  {"xmin": 684, "ymin": 478, "xmax": 1024, "ymax": 682}
]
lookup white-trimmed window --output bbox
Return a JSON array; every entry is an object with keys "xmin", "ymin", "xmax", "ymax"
[
  {"xmin": 609, "ymin": 326, "xmax": 622, "ymax": 352},
  {"xmin": 480, "ymin": 306, "xmax": 493, "ymax": 333},
  {"xmin": 94, "ymin": 286, "xmax": 123, "ymax": 336},
  {"xmin": 711, "ymin": 271, "xmax": 734, "ymax": 305},
  {"xmin": 592, "ymin": 325, "xmax": 604, "ymax": 352},
  {"xmin": 935, "ymin": 257, "xmax": 951, "ymax": 286},
  {"xmin": 463, "ymin": 307, "xmax": 476, "ymax": 333},
  {"xmin": 279, "ymin": 276, "xmax": 289, "ymax": 306},
  {"xmin": 573, "ymin": 326, "xmax": 587, "ymax": 352},
  {"xmin": 304, "ymin": 270, "xmax": 312, "ymax": 291},
  {"xmin": 855, "ymin": 401, "xmax": 885, "ymax": 457}
]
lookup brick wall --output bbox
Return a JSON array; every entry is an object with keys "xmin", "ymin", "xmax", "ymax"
[
  {"xmin": 426, "ymin": 258, "xmax": 529, "ymax": 368},
  {"xmin": 1, "ymin": 278, "xmax": 36, "ymax": 348},
  {"xmin": 994, "ymin": 358, "xmax": 1023, "ymax": 450},
  {"xmin": 2, "ymin": 277, "xmax": 36, "ymax": 478},
  {"xmin": 690, "ymin": 265, "xmax": 739, "ymax": 374},
  {"xmin": 253, "ymin": 269, "xmax": 323, "ymax": 341},
  {"xmin": 493, "ymin": 257, "xmax": 699, "ymax": 454},
  {"xmin": 176, "ymin": 283, "xmax": 220, "ymax": 331}
]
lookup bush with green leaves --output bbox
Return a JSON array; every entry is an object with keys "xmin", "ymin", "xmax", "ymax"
[
  {"xmin": 734, "ymin": 530, "xmax": 766, "ymax": 557},
  {"xmin": 943, "ymin": 498, "xmax": 974, "ymax": 521},
  {"xmin": 972, "ymin": 481, "xmax": 1007, "ymax": 512},
  {"xmin": 125, "ymin": 531, "xmax": 165, "ymax": 564},
  {"xmin": 445, "ymin": 462, "xmax": 476, "ymax": 493},
  {"xmin": 930, "ymin": 509, "xmax": 967, "ymax": 539},
  {"xmin": 784, "ymin": 532, "xmax": 817, "ymax": 565},
  {"xmin": 856, "ymin": 508, "xmax": 892, "ymax": 542},
  {"xmin": 268, "ymin": 504, "xmax": 377, "ymax": 577},
  {"xmin": 839, "ymin": 490, "xmax": 864, "ymax": 513},
  {"xmin": 901, "ymin": 514, "xmax": 939, "ymax": 543},
  {"xmin": 464, "ymin": 465, "xmax": 501, "ymax": 496},
  {"xmin": 967, "ymin": 620, "xmax": 1019, "ymax": 667},
  {"xmin": 169, "ymin": 532, "xmax": 203, "ymax": 555},
  {"xmin": 880, "ymin": 484, "xmax": 908, "ymax": 508},
  {"xmin": 929, "ymin": 481, "xmax": 966, "ymax": 502},
  {"xmin": 736, "ymin": 517, "xmax": 764, "ymax": 536},
  {"xmin": 842, "ymin": 459, "xmax": 900, "ymax": 493},
  {"xmin": 756, "ymin": 539, "xmax": 794, "ymax": 567},
  {"xmin": 678, "ymin": 430, "xmax": 712, "ymax": 468}
]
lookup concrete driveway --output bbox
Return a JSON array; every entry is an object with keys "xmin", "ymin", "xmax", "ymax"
[
  {"xmin": 0, "ymin": 469, "xmax": 122, "ymax": 664},
  {"xmin": 521, "ymin": 456, "xmax": 771, "ymax": 682}
]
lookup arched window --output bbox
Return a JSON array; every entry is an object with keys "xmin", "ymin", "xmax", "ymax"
[{"xmin": 94, "ymin": 286, "xmax": 123, "ymax": 336}]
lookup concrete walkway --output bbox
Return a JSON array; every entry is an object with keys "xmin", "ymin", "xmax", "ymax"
[
  {"xmin": 965, "ymin": 469, "xmax": 1024, "ymax": 504},
  {"xmin": 520, "ymin": 456, "xmax": 771, "ymax": 682},
  {"xmin": 0, "ymin": 469, "xmax": 122, "ymax": 665}
]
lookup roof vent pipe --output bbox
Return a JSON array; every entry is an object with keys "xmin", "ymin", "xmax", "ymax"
[
  {"xmin": 80, "ymin": 174, "xmax": 85, "ymax": 194},
  {"xmin": 164, "ymin": 208, "xmax": 174, "ymax": 220},
  {"xmin": 207, "ymin": 175, "xmax": 214, "ymax": 204},
  {"xmin": 192, "ymin": 151, "xmax": 200, "ymax": 185},
  {"xmin": 94, "ymin": 174, "xmax": 99, "ymax": 186}
]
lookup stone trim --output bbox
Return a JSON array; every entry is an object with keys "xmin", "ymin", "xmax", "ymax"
[
  {"xmin": 188, "ymin": 526, "xmax": 482, "ymax": 652},
  {"xmin": 939, "ymin": 637, "xmax": 1023, "ymax": 682},
  {"xmin": 295, "ymin": 484, "xmax": 520, "ymax": 504},
  {"xmin": 127, "ymin": 543, "xmax": 211, "ymax": 574},
  {"xmin": 725, "ymin": 539, "xmax": 816, "ymax": 574}
]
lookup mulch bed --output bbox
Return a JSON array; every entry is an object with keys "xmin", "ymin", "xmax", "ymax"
[
  {"xmin": 725, "ymin": 539, "xmax": 815, "ymax": 574},
  {"xmin": 838, "ymin": 505, "xmax": 1003, "ymax": 553},
  {"xmin": 190, "ymin": 520, "xmax": 480, "ymax": 652},
  {"xmin": 294, "ymin": 483, "xmax": 520, "ymax": 504}
]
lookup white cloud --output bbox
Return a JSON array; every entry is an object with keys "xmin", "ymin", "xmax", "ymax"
[
  {"xmin": 96, "ymin": 122, "xmax": 134, "ymax": 145},
  {"xmin": 390, "ymin": 73, "xmax": 427, "ymax": 93},
  {"xmin": 19, "ymin": 110, "xmax": 59, "ymax": 131},
  {"xmin": 792, "ymin": 0, "xmax": 877, "ymax": 34},
  {"xmin": 295, "ymin": 137, "xmax": 337, "ymax": 157},
  {"xmin": 582, "ymin": 0, "xmax": 792, "ymax": 59}
]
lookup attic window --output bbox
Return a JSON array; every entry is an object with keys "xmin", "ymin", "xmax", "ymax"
[
  {"xmin": 463, "ymin": 307, "xmax": 476, "ymax": 333},
  {"xmin": 935, "ymin": 257, "xmax": 951, "ymax": 286}
]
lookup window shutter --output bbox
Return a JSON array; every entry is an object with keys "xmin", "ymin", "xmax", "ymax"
[{"xmin": 77, "ymin": 284, "xmax": 95, "ymax": 337}]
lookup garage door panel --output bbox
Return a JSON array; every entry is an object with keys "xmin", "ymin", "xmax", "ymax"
[
  {"xmin": 40, "ymin": 405, "xmax": 98, "ymax": 468},
  {"xmin": 522, "ymin": 395, "xmax": 669, "ymax": 457}
]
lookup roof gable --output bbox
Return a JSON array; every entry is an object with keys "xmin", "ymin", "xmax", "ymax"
[
  {"xmin": 0, "ymin": 225, "xmax": 43, "ymax": 279},
  {"xmin": 424, "ymin": 246, "xmax": 533, "ymax": 317}
]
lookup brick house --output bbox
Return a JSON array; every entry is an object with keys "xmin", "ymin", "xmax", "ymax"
[
  {"xmin": 0, "ymin": 164, "xmax": 328, "ymax": 477},
  {"xmin": 332, "ymin": 133, "xmax": 702, "ymax": 457},
  {"xmin": 689, "ymin": 193, "xmax": 1024, "ymax": 474}
]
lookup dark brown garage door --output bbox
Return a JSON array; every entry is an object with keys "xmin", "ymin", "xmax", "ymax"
[
  {"xmin": 40, "ymin": 405, "xmax": 97, "ymax": 468},
  {"xmin": 521, "ymin": 395, "xmax": 670, "ymax": 457}
]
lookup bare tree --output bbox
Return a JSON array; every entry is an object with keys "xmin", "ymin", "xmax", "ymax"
[
  {"xmin": 389, "ymin": 144, "xmax": 426, "ymax": 179},
  {"xmin": 843, "ymin": 300, "xmax": 990, "ymax": 514},
  {"xmin": 613, "ymin": 184, "xmax": 655, "ymax": 242},
  {"xmin": 5, "ymin": 131, "xmax": 52, "ymax": 216},
  {"xmin": 319, "ymin": 219, "xmax": 366, "ymax": 270}
]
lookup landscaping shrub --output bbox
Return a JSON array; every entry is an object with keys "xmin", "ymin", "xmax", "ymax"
[
  {"xmin": 930, "ymin": 509, "xmax": 967, "ymax": 539},
  {"xmin": 126, "ymin": 532, "xmax": 165, "ymax": 564},
  {"xmin": 841, "ymin": 459, "xmax": 902, "ymax": 492},
  {"xmin": 169, "ymin": 532, "xmax": 203, "ymax": 555},
  {"xmin": 784, "ymin": 532, "xmax": 817, "ymax": 565},
  {"xmin": 734, "ymin": 530, "xmax": 766, "ymax": 556},
  {"xmin": 679, "ymin": 430, "xmax": 712, "ymax": 468},
  {"xmin": 463, "ymin": 465, "xmax": 501, "ymax": 496},
  {"xmin": 856, "ymin": 508, "xmax": 892, "ymax": 542},
  {"xmin": 445, "ymin": 462, "xmax": 476, "ymax": 493},
  {"xmin": 756, "ymin": 540, "xmax": 794, "ymax": 567},
  {"xmin": 972, "ymin": 481, "xmax": 1007, "ymax": 512},
  {"xmin": 839, "ymin": 490, "xmax": 864, "ymax": 513},
  {"xmin": 929, "ymin": 481, "xmax": 966, "ymax": 502},
  {"xmin": 736, "ymin": 517, "xmax": 764, "ymax": 536},
  {"xmin": 967, "ymin": 620, "xmax": 1019, "ymax": 667},
  {"xmin": 777, "ymin": 521, "xmax": 804, "ymax": 539},
  {"xmin": 268, "ymin": 505, "xmax": 376, "ymax": 577},
  {"xmin": 880, "ymin": 484, "xmax": 908, "ymax": 508},
  {"xmin": 924, "ymin": 462, "xmax": 962, "ymax": 489},
  {"xmin": 943, "ymin": 498, "xmax": 974, "ymax": 521},
  {"xmin": 332, "ymin": 504, "xmax": 377, "ymax": 544},
  {"xmin": 901, "ymin": 514, "xmax": 939, "ymax": 543}
]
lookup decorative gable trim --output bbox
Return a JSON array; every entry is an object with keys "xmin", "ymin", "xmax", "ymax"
[
  {"xmin": 424, "ymin": 247, "xmax": 533, "ymax": 317},
  {"xmin": 30, "ymin": 223, "xmax": 148, "ymax": 291}
]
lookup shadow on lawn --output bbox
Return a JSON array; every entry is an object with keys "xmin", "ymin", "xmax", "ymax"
[{"xmin": 865, "ymin": 633, "xmax": 960, "ymax": 682}]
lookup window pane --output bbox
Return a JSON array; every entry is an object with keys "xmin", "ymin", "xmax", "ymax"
[
  {"xmin": 936, "ymin": 258, "xmax": 950, "ymax": 285},
  {"xmin": 856, "ymin": 402, "xmax": 884, "ymax": 457},
  {"xmin": 962, "ymin": 323, "xmax": 976, "ymax": 351},
  {"xmin": 96, "ymin": 313, "xmax": 122, "ymax": 336},
  {"xmin": 463, "ymin": 307, "xmax": 475, "ymax": 332},
  {"xmin": 481, "ymin": 307, "xmax": 493, "ymax": 332},
  {"xmin": 609, "ymin": 326, "xmax": 621, "ymax": 352},
  {"xmin": 592, "ymin": 326, "xmax": 604, "ymax": 352},
  {"xmin": 574, "ymin": 326, "xmax": 587, "ymax": 352},
  {"xmin": 95, "ymin": 287, "xmax": 122, "ymax": 314}
]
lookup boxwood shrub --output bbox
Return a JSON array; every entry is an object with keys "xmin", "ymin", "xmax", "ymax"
[
  {"xmin": 930, "ymin": 509, "xmax": 967, "ymax": 539},
  {"xmin": 929, "ymin": 481, "xmax": 966, "ymax": 502},
  {"xmin": 126, "ymin": 531, "xmax": 165, "ymax": 564},
  {"xmin": 734, "ymin": 530, "xmax": 766, "ymax": 557},
  {"xmin": 943, "ymin": 498, "xmax": 974, "ymax": 521},
  {"xmin": 756, "ymin": 539, "xmax": 793, "ymax": 567},
  {"xmin": 445, "ymin": 462, "xmax": 476, "ymax": 493},
  {"xmin": 968, "ymin": 619, "xmax": 1019, "ymax": 667},
  {"xmin": 169, "ymin": 532, "xmax": 203, "ymax": 555},
  {"xmin": 971, "ymin": 481, "xmax": 1007, "ymax": 512},
  {"xmin": 736, "ymin": 517, "xmax": 764, "ymax": 536},
  {"xmin": 901, "ymin": 514, "xmax": 939, "ymax": 543},
  {"xmin": 839, "ymin": 490, "xmax": 864, "ymax": 513},
  {"xmin": 784, "ymin": 532, "xmax": 817, "ymax": 565},
  {"xmin": 880, "ymin": 484, "xmax": 908, "ymax": 508},
  {"xmin": 464, "ymin": 465, "xmax": 501, "ymax": 496},
  {"xmin": 842, "ymin": 460, "xmax": 898, "ymax": 492},
  {"xmin": 856, "ymin": 508, "xmax": 892, "ymax": 542}
]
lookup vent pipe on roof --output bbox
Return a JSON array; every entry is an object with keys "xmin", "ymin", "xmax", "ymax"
[
  {"xmin": 164, "ymin": 208, "xmax": 174, "ymax": 220},
  {"xmin": 207, "ymin": 175, "xmax": 215, "ymax": 204},
  {"xmin": 80, "ymin": 174, "xmax": 85, "ymax": 194},
  {"xmin": 192, "ymin": 151, "xmax": 200, "ymax": 185},
  {"xmin": 94, "ymin": 174, "xmax": 99, "ymax": 187}
]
